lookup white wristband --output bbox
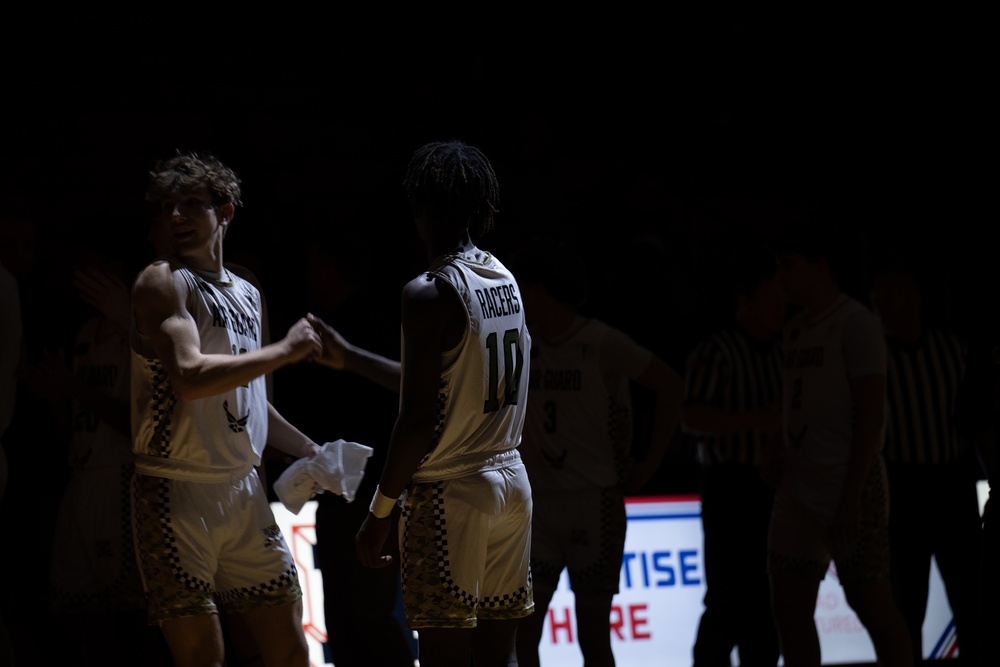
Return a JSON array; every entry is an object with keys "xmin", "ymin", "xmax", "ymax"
[{"xmin": 369, "ymin": 486, "xmax": 397, "ymax": 519}]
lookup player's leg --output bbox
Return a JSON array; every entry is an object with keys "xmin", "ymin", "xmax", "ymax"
[
  {"xmin": 236, "ymin": 600, "xmax": 308, "ymax": 667},
  {"xmin": 840, "ymin": 460, "xmax": 913, "ymax": 667},
  {"xmin": 767, "ymin": 492, "xmax": 828, "ymax": 667}
]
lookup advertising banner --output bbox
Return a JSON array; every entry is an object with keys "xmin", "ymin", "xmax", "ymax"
[{"xmin": 272, "ymin": 494, "xmax": 956, "ymax": 666}]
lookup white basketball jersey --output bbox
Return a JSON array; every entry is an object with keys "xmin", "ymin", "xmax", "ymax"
[
  {"xmin": 782, "ymin": 294, "xmax": 886, "ymax": 516},
  {"xmin": 520, "ymin": 318, "xmax": 650, "ymax": 490},
  {"xmin": 130, "ymin": 259, "xmax": 268, "ymax": 482},
  {"xmin": 411, "ymin": 251, "xmax": 531, "ymax": 481}
]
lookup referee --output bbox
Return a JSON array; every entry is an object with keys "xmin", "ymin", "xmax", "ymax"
[
  {"xmin": 682, "ymin": 249, "xmax": 785, "ymax": 667},
  {"xmin": 871, "ymin": 265, "xmax": 982, "ymax": 666}
]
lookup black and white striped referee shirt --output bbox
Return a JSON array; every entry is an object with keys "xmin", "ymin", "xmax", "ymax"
[
  {"xmin": 884, "ymin": 330, "xmax": 967, "ymax": 465},
  {"xmin": 684, "ymin": 326, "xmax": 783, "ymax": 467}
]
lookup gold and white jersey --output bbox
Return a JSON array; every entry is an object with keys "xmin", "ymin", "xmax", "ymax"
[
  {"xmin": 411, "ymin": 251, "xmax": 531, "ymax": 482},
  {"xmin": 130, "ymin": 258, "xmax": 267, "ymax": 482}
]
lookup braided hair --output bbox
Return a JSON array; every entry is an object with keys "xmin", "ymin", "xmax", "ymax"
[{"xmin": 403, "ymin": 140, "xmax": 499, "ymax": 237}]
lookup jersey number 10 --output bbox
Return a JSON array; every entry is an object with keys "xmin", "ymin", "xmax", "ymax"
[{"xmin": 484, "ymin": 329, "xmax": 524, "ymax": 413}]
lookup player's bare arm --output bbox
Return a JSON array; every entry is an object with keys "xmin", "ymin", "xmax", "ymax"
[
  {"xmin": 133, "ymin": 260, "xmax": 320, "ymax": 401},
  {"xmin": 356, "ymin": 274, "xmax": 462, "ymax": 568},
  {"xmin": 266, "ymin": 402, "xmax": 321, "ymax": 459},
  {"xmin": 378, "ymin": 274, "xmax": 457, "ymax": 498},
  {"xmin": 308, "ymin": 313, "xmax": 402, "ymax": 392},
  {"xmin": 627, "ymin": 356, "xmax": 684, "ymax": 493}
]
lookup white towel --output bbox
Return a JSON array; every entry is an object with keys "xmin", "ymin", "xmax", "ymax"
[{"xmin": 273, "ymin": 439, "xmax": 374, "ymax": 514}]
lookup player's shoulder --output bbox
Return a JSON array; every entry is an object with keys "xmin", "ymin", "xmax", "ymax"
[
  {"xmin": 581, "ymin": 317, "xmax": 629, "ymax": 346},
  {"xmin": 133, "ymin": 257, "xmax": 176, "ymax": 290},
  {"xmin": 403, "ymin": 271, "xmax": 442, "ymax": 296},
  {"xmin": 842, "ymin": 296, "xmax": 881, "ymax": 330},
  {"xmin": 401, "ymin": 271, "xmax": 460, "ymax": 314},
  {"xmin": 133, "ymin": 257, "xmax": 202, "ymax": 310},
  {"xmin": 590, "ymin": 318, "xmax": 652, "ymax": 358}
]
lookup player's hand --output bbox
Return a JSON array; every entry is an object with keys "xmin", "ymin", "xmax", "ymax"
[
  {"xmin": 307, "ymin": 313, "xmax": 350, "ymax": 370},
  {"xmin": 355, "ymin": 512, "xmax": 393, "ymax": 568},
  {"xmin": 73, "ymin": 267, "xmax": 131, "ymax": 334},
  {"xmin": 282, "ymin": 317, "xmax": 322, "ymax": 363}
]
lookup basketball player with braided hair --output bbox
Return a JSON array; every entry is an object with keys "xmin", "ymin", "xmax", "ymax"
[{"xmin": 309, "ymin": 139, "xmax": 534, "ymax": 666}]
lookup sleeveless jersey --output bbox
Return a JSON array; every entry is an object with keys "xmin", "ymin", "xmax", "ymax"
[
  {"xmin": 69, "ymin": 316, "xmax": 133, "ymax": 469},
  {"xmin": 411, "ymin": 251, "xmax": 531, "ymax": 481},
  {"xmin": 781, "ymin": 294, "xmax": 886, "ymax": 517},
  {"xmin": 520, "ymin": 318, "xmax": 651, "ymax": 490},
  {"xmin": 130, "ymin": 259, "xmax": 268, "ymax": 482}
]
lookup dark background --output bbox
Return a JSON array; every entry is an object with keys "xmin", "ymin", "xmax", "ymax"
[
  {"xmin": 0, "ymin": 12, "xmax": 989, "ymax": 666},
  {"xmin": 2, "ymin": 12, "xmax": 991, "ymax": 491}
]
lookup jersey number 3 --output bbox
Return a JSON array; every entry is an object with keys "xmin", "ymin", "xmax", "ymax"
[{"xmin": 484, "ymin": 329, "xmax": 524, "ymax": 413}]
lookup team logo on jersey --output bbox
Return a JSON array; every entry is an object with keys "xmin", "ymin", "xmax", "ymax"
[{"xmin": 223, "ymin": 400, "xmax": 249, "ymax": 433}]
